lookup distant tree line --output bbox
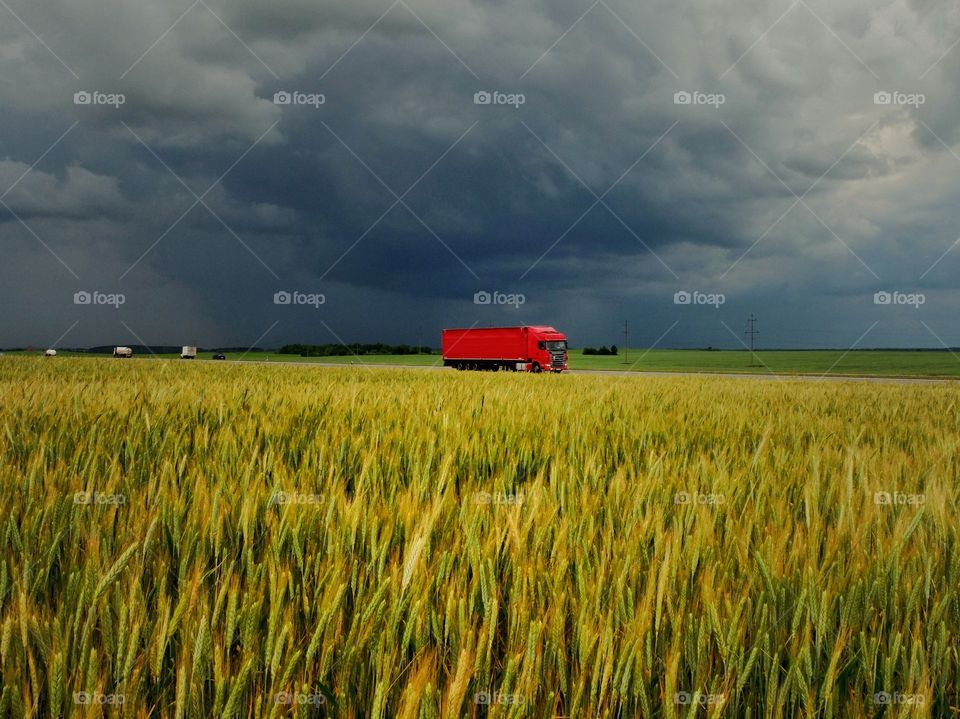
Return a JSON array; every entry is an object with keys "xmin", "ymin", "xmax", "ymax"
[
  {"xmin": 582, "ymin": 345, "xmax": 618, "ymax": 356},
  {"xmin": 279, "ymin": 343, "xmax": 435, "ymax": 357},
  {"xmin": 82, "ymin": 346, "xmax": 267, "ymax": 355}
]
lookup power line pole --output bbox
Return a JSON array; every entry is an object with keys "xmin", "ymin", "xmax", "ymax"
[
  {"xmin": 745, "ymin": 314, "xmax": 759, "ymax": 366},
  {"xmin": 623, "ymin": 320, "xmax": 629, "ymax": 364}
]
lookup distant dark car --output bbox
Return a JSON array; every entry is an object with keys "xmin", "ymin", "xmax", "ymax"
[{"xmin": 213, "ymin": 353, "xmax": 226, "ymax": 360}]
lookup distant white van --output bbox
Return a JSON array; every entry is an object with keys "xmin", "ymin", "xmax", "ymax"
[
  {"xmin": 113, "ymin": 347, "xmax": 133, "ymax": 358},
  {"xmin": 44, "ymin": 349, "xmax": 57, "ymax": 357}
]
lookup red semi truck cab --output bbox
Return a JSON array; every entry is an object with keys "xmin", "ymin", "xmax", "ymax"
[{"xmin": 442, "ymin": 326, "xmax": 568, "ymax": 372}]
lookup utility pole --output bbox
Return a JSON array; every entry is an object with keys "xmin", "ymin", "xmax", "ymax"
[
  {"xmin": 745, "ymin": 314, "xmax": 759, "ymax": 366},
  {"xmin": 623, "ymin": 320, "xmax": 629, "ymax": 364}
]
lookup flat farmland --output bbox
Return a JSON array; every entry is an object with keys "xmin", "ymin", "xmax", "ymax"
[
  {"xmin": 1, "ymin": 358, "xmax": 957, "ymax": 717},
  {"xmin": 11, "ymin": 349, "xmax": 960, "ymax": 377}
]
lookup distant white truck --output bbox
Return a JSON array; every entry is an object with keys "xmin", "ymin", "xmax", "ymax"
[
  {"xmin": 113, "ymin": 347, "xmax": 133, "ymax": 358},
  {"xmin": 44, "ymin": 349, "xmax": 57, "ymax": 357},
  {"xmin": 181, "ymin": 346, "xmax": 197, "ymax": 359}
]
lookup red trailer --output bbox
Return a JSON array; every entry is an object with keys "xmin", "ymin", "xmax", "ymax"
[{"xmin": 442, "ymin": 326, "xmax": 568, "ymax": 372}]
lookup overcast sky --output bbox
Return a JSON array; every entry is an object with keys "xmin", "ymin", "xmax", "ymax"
[{"xmin": 2, "ymin": 0, "xmax": 960, "ymax": 349}]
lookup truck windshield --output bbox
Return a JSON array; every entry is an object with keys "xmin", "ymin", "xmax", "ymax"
[{"xmin": 545, "ymin": 341, "xmax": 567, "ymax": 350}]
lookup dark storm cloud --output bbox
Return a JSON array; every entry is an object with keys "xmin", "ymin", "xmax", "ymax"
[{"xmin": 3, "ymin": 0, "xmax": 960, "ymax": 349}]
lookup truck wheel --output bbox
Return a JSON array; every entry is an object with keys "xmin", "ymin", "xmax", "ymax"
[{"xmin": 532, "ymin": 363, "xmax": 542, "ymax": 373}]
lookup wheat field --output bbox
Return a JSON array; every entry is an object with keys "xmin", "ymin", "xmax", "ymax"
[{"xmin": 1, "ymin": 357, "xmax": 957, "ymax": 717}]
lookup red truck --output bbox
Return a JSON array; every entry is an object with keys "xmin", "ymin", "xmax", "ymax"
[{"xmin": 442, "ymin": 326, "xmax": 568, "ymax": 372}]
